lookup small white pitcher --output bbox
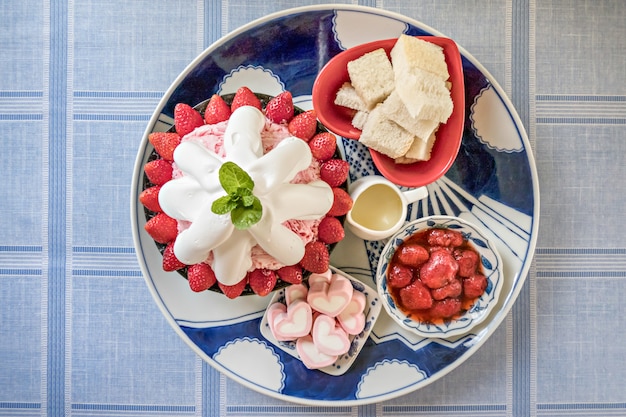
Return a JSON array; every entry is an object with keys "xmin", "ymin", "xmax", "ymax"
[{"xmin": 346, "ymin": 176, "xmax": 428, "ymax": 241}]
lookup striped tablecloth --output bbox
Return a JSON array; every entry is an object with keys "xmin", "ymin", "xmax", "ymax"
[{"xmin": 1, "ymin": 1, "xmax": 625, "ymax": 416}]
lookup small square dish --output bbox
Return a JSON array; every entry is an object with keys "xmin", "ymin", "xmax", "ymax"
[{"xmin": 260, "ymin": 267, "xmax": 381, "ymax": 376}]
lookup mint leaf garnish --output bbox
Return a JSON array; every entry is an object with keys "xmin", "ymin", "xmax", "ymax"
[
  {"xmin": 219, "ymin": 161, "xmax": 254, "ymax": 193},
  {"xmin": 211, "ymin": 195, "xmax": 237, "ymax": 215},
  {"xmin": 231, "ymin": 197, "xmax": 262, "ymax": 230},
  {"xmin": 211, "ymin": 162, "xmax": 262, "ymax": 229}
]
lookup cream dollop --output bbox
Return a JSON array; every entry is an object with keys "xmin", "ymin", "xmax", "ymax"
[{"xmin": 158, "ymin": 106, "xmax": 334, "ymax": 285}]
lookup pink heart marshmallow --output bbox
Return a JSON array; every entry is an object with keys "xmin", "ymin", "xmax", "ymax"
[
  {"xmin": 266, "ymin": 302, "xmax": 287, "ymax": 336},
  {"xmin": 307, "ymin": 274, "xmax": 354, "ymax": 317},
  {"xmin": 311, "ymin": 314, "xmax": 351, "ymax": 356},
  {"xmin": 285, "ymin": 283, "xmax": 308, "ymax": 305},
  {"xmin": 296, "ymin": 334, "xmax": 338, "ymax": 370},
  {"xmin": 307, "ymin": 269, "xmax": 332, "ymax": 287},
  {"xmin": 337, "ymin": 290, "xmax": 366, "ymax": 335},
  {"xmin": 271, "ymin": 299, "xmax": 313, "ymax": 341}
]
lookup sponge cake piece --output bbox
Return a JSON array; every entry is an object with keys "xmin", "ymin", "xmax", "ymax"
[
  {"xmin": 359, "ymin": 105, "xmax": 415, "ymax": 159},
  {"xmin": 334, "ymin": 82, "xmax": 369, "ymax": 112},
  {"xmin": 379, "ymin": 91, "xmax": 440, "ymax": 142},
  {"xmin": 390, "ymin": 35, "xmax": 449, "ymax": 80},
  {"xmin": 395, "ymin": 130, "xmax": 437, "ymax": 164},
  {"xmin": 390, "ymin": 35, "xmax": 453, "ymax": 122},
  {"xmin": 347, "ymin": 48, "xmax": 394, "ymax": 110}
]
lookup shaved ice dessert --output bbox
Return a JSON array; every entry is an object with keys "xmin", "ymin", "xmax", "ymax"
[{"xmin": 140, "ymin": 88, "xmax": 352, "ymax": 298}]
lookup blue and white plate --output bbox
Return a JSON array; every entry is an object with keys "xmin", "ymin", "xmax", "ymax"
[{"xmin": 130, "ymin": 5, "xmax": 539, "ymax": 406}]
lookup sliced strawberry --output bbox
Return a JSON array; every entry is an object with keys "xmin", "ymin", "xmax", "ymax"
[
  {"xmin": 299, "ymin": 241, "xmax": 330, "ymax": 274},
  {"xmin": 174, "ymin": 103, "xmax": 204, "ymax": 136},
  {"xmin": 265, "ymin": 91, "xmax": 294, "ymax": 123},
  {"xmin": 139, "ymin": 185, "xmax": 162, "ymax": 212},
  {"xmin": 163, "ymin": 242, "xmax": 185, "ymax": 271},
  {"xmin": 144, "ymin": 212, "xmax": 178, "ymax": 244},
  {"xmin": 144, "ymin": 159, "xmax": 173, "ymax": 186},
  {"xmin": 204, "ymin": 94, "xmax": 231, "ymax": 124},
  {"xmin": 218, "ymin": 277, "xmax": 249, "ymax": 299},
  {"xmin": 230, "ymin": 86, "xmax": 262, "ymax": 112},
  {"xmin": 187, "ymin": 263, "xmax": 217, "ymax": 292},
  {"xmin": 276, "ymin": 264, "xmax": 303, "ymax": 285},
  {"xmin": 317, "ymin": 216, "xmax": 345, "ymax": 244},
  {"xmin": 327, "ymin": 187, "xmax": 353, "ymax": 217},
  {"xmin": 308, "ymin": 132, "xmax": 337, "ymax": 161},
  {"xmin": 320, "ymin": 159, "xmax": 349, "ymax": 187},
  {"xmin": 288, "ymin": 110, "xmax": 318, "ymax": 141},
  {"xmin": 248, "ymin": 269, "xmax": 277, "ymax": 297},
  {"xmin": 148, "ymin": 132, "xmax": 181, "ymax": 161}
]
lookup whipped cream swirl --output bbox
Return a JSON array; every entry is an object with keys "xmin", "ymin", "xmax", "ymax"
[{"xmin": 158, "ymin": 106, "xmax": 333, "ymax": 285}]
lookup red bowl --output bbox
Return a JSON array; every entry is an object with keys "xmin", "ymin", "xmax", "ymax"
[{"xmin": 312, "ymin": 36, "xmax": 465, "ymax": 187}]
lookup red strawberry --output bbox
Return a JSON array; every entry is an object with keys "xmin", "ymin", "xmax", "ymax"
[
  {"xmin": 308, "ymin": 132, "xmax": 337, "ymax": 161},
  {"xmin": 398, "ymin": 279, "xmax": 433, "ymax": 310},
  {"xmin": 288, "ymin": 110, "xmax": 318, "ymax": 141},
  {"xmin": 327, "ymin": 187, "xmax": 353, "ymax": 217},
  {"xmin": 317, "ymin": 216, "xmax": 345, "ymax": 244},
  {"xmin": 148, "ymin": 132, "xmax": 181, "ymax": 161},
  {"xmin": 248, "ymin": 269, "xmax": 277, "ymax": 297},
  {"xmin": 139, "ymin": 185, "xmax": 162, "ymax": 212},
  {"xmin": 265, "ymin": 91, "xmax": 294, "ymax": 123},
  {"xmin": 144, "ymin": 159, "xmax": 173, "ymax": 186},
  {"xmin": 162, "ymin": 242, "xmax": 185, "ymax": 271},
  {"xmin": 396, "ymin": 244, "xmax": 430, "ymax": 268},
  {"xmin": 299, "ymin": 241, "xmax": 330, "ymax": 274},
  {"xmin": 230, "ymin": 86, "xmax": 262, "ymax": 112},
  {"xmin": 204, "ymin": 94, "xmax": 231, "ymax": 124},
  {"xmin": 144, "ymin": 212, "xmax": 178, "ymax": 244},
  {"xmin": 387, "ymin": 264, "xmax": 414, "ymax": 289},
  {"xmin": 320, "ymin": 159, "xmax": 349, "ymax": 187},
  {"xmin": 187, "ymin": 263, "xmax": 217, "ymax": 292},
  {"xmin": 276, "ymin": 265, "xmax": 303, "ymax": 285},
  {"xmin": 218, "ymin": 277, "xmax": 248, "ymax": 299},
  {"xmin": 174, "ymin": 103, "xmax": 204, "ymax": 136}
]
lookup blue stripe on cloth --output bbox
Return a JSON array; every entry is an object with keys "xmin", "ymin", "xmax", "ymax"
[
  {"xmin": 203, "ymin": 362, "xmax": 221, "ymax": 417},
  {"xmin": 0, "ymin": 402, "xmax": 41, "ymax": 417},
  {"xmin": 0, "ymin": 91, "xmax": 44, "ymax": 98},
  {"xmin": 204, "ymin": 0, "xmax": 223, "ymax": 48},
  {"xmin": 73, "ymin": 114, "xmax": 151, "ymax": 121},
  {"xmin": 47, "ymin": 0, "xmax": 68, "ymax": 415},
  {"xmin": 73, "ymin": 246, "xmax": 135, "ymax": 253},
  {"xmin": 0, "ymin": 402, "xmax": 40, "ymax": 409},
  {"xmin": 225, "ymin": 405, "xmax": 353, "ymax": 414},
  {"xmin": 383, "ymin": 404, "xmax": 507, "ymax": 413},
  {"xmin": 73, "ymin": 91, "xmax": 164, "ymax": 98},
  {"xmin": 0, "ymin": 269, "xmax": 42, "ymax": 275},
  {"xmin": 512, "ymin": 0, "xmax": 532, "ymax": 416},
  {"xmin": 71, "ymin": 270, "xmax": 143, "ymax": 277},
  {"xmin": 71, "ymin": 403, "xmax": 195, "ymax": 412},
  {"xmin": 538, "ymin": 402, "xmax": 626, "ymax": 410},
  {"xmin": 358, "ymin": 403, "xmax": 378, "ymax": 417},
  {"xmin": 202, "ymin": 5, "xmax": 222, "ymax": 415},
  {"xmin": 0, "ymin": 115, "xmax": 43, "ymax": 120}
]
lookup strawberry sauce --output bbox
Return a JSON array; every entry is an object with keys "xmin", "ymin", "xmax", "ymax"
[{"xmin": 387, "ymin": 228, "xmax": 487, "ymax": 325}]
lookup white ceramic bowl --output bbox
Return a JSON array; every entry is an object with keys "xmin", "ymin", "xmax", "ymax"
[{"xmin": 376, "ymin": 215, "xmax": 504, "ymax": 338}]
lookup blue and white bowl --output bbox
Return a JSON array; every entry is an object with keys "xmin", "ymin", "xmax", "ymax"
[{"xmin": 377, "ymin": 215, "xmax": 504, "ymax": 338}]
